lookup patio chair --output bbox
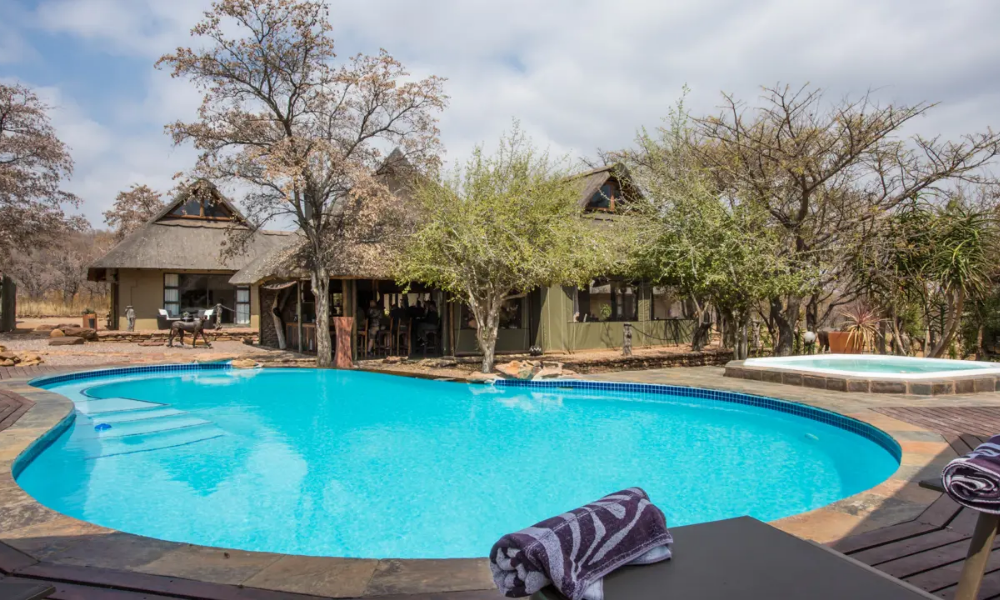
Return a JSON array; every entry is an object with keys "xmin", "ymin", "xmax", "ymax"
[
  {"xmin": 918, "ymin": 476, "xmax": 998, "ymax": 600},
  {"xmin": 531, "ymin": 516, "xmax": 936, "ymax": 600},
  {"xmin": 394, "ymin": 318, "xmax": 411, "ymax": 356},
  {"xmin": 156, "ymin": 308, "xmax": 180, "ymax": 330}
]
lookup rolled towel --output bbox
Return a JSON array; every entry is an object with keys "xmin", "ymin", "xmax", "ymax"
[
  {"xmin": 943, "ymin": 435, "xmax": 1000, "ymax": 514},
  {"xmin": 489, "ymin": 487, "xmax": 672, "ymax": 600}
]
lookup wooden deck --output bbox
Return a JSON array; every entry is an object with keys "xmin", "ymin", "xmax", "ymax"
[{"xmin": 835, "ymin": 424, "xmax": 1000, "ymax": 599}]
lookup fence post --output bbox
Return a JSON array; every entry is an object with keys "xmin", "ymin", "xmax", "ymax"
[{"xmin": 0, "ymin": 275, "xmax": 16, "ymax": 333}]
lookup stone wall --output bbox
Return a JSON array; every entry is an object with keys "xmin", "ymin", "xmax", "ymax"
[
  {"xmin": 95, "ymin": 329, "xmax": 258, "ymax": 343},
  {"xmin": 563, "ymin": 348, "xmax": 733, "ymax": 374}
]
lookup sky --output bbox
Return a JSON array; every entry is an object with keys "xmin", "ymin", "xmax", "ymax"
[{"xmin": 3, "ymin": 0, "xmax": 1000, "ymax": 229}]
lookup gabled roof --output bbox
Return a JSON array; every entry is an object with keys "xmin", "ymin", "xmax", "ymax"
[
  {"xmin": 88, "ymin": 180, "xmax": 290, "ymax": 279},
  {"xmin": 568, "ymin": 163, "xmax": 641, "ymax": 210}
]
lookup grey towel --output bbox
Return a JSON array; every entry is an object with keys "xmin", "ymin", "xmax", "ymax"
[
  {"xmin": 943, "ymin": 435, "xmax": 1000, "ymax": 514},
  {"xmin": 489, "ymin": 488, "xmax": 672, "ymax": 600}
]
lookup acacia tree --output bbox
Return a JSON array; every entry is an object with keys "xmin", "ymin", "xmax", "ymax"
[
  {"xmin": 0, "ymin": 82, "xmax": 81, "ymax": 271},
  {"xmin": 396, "ymin": 125, "xmax": 626, "ymax": 372},
  {"xmin": 104, "ymin": 184, "xmax": 164, "ymax": 240},
  {"xmin": 695, "ymin": 85, "xmax": 1000, "ymax": 355},
  {"xmin": 623, "ymin": 101, "xmax": 812, "ymax": 358},
  {"xmin": 158, "ymin": 0, "xmax": 447, "ymax": 367}
]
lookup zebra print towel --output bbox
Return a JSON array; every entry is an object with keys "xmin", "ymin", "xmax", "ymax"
[
  {"xmin": 943, "ymin": 435, "xmax": 1000, "ymax": 514},
  {"xmin": 489, "ymin": 488, "xmax": 672, "ymax": 600}
]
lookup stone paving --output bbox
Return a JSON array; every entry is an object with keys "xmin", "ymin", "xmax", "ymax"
[{"xmin": 0, "ymin": 362, "xmax": 996, "ymax": 597}]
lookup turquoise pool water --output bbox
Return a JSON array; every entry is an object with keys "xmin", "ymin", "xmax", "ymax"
[
  {"xmin": 748, "ymin": 356, "xmax": 993, "ymax": 374},
  {"xmin": 18, "ymin": 369, "xmax": 899, "ymax": 559}
]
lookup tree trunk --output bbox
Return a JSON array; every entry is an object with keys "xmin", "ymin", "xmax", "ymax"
[
  {"xmin": 877, "ymin": 321, "xmax": 887, "ymax": 355},
  {"xmin": 312, "ymin": 268, "xmax": 333, "ymax": 368},
  {"xmin": 473, "ymin": 294, "xmax": 502, "ymax": 373},
  {"xmin": 805, "ymin": 295, "xmax": 819, "ymax": 332},
  {"xmin": 770, "ymin": 296, "xmax": 801, "ymax": 356},
  {"xmin": 930, "ymin": 290, "xmax": 965, "ymax": 358},
  {"xmin": 271, "ymin": 292, "xmax": 286, "ymax": 350}
]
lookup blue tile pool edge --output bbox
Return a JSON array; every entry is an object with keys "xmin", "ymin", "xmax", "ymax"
[
  {"xmin": 11, "ymin": 410, "xmax": 75, "ymax": 480},
  {"xmin": 495, "ymin": 378, "xmax": 903, "ymax": 463},
  {"xmin": 27, "ymin": 361, "xmax": 233, "ymax": 388}
]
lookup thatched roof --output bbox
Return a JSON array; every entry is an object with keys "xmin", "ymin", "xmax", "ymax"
[
  {"xmin": 568, "ymin": 163, "xmax": 640, "ymax": 209},
  {"xmin": 88, "ymin": 180, "xmax": 291, "ymax": 280},
  {"xmin": 229, "ymin": 235, "xmax": 395, "ymax": 285}
]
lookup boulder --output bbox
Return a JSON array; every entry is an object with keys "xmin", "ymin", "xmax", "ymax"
[
  {"xmin": 384, "ymin": 356, "xmax": 404, "ymax": 364},
  {"xmin": 0, "ymin": 351, "xmax": 17, "ymax": 362},
  {"xmin": 33, "ymin": 324, "xmax": 57, "ymax": 332},
  {"xmin": 18, "ymin": 353, "xmax": 43, "ymax": 366},
  {"xmin": 532, "ymin": 366, "xmax": 564, "ymax": 380},
  {"xmin": 49, "ymin": 329, "xmax": 66, "ymax": 338},
  {"xmin": 0, "ymin": 345, "xmax": 6, "ymax": 352},
  {"xmin": 0, "ymin": 359, "xmax": 14, "ymax": 367},
  {"xmin": 467, "ymin": 372, "xmax": 500, "ymax": 384},
  {"xmin": 495, "ymin": 360, "xmax": 541, "ymax": 380},
  {"xmin": 49, "ymin": 337, "xmax": 84, "ymax": 346},
  {"xmin": 230, "ymin": 359, "xmax": 259, "ymax": 369},
  {"xmin": 138, "ymin": 340, "xmax": 165, "ymax": 347},
  {"xmin": 56, "ymin": 323, "xmax": 78, "ymax": 330},
  {"xmin": 63, "ymin": 327, "xmax": 97, "ymax": 341}
]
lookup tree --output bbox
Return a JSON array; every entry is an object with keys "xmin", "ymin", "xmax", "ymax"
[
  {"xmin": 622, "ymin": 98, "xmax": 813, "ymax": 359},
  {"xmin": 104, "ymin": 184, "xmax": 164, "ymax": 240},
  {"xmin": 396, "ymin": 124, "xmax": 626, "ymax": 372},
  {"xmin": 0, "ymin": 82, "xmax": 82, "ymax": 271},
  {"xmin": 158, "ymin": 0, "xmax": 447, "ymax": 367},
  {"xmin": 694, "ymin": 85, "xmax": 1000, "ymax": 355}
]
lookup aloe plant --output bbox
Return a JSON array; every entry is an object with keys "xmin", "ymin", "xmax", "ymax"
[{"xmin": 840, "ymin": 303, "xmax": 881, "ymax": 353}]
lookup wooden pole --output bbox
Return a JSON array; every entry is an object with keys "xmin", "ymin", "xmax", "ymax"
[
  {"xmin": 0, "ymin": 275, "xmax": 16, "ymax": 333},
  {"xmin": 954, "ymin": 512, "xmax": 1000, "ymax": 600},
  {"xmin": 296, "ymin": 282, "xmax": 303, "ymax": 354}
]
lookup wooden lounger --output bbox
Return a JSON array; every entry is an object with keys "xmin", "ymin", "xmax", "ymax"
[
  {"xmin": 531, "ymin": 516, "xmax": 937, "ymax": 600},
  {"xmin": 0, "ymin": 581, "xmax": 55, "ymax": 600}
]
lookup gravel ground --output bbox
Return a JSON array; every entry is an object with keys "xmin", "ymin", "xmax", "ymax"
[{"xmin": 0, "ymin": 336, "xmax": 286, "ymax": 367}]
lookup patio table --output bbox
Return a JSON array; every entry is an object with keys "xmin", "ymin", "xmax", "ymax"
[{"xmin": 530, "ymin": 516, "xmax": 937, "ymax": 600}]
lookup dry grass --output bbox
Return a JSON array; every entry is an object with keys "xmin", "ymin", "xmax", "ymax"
[{"xmin": 16, "ymin": 294, "xmax": 111, "ymax": 318}]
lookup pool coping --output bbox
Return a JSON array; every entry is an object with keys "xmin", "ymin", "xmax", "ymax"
[
  {"xmin": 725, "ymin": 359, "xmax": 1000, "ymax": 396},
  {"xmin": 0, "ymin": 363, "xmax": 954, "ymax": 598}
]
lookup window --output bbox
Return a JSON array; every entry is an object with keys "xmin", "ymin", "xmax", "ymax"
[
  {"xmin": 168, "ymin": 195, "xmax": 234, "ymax": 220},
  {"xmin": 586, "ymin": 180, "xmax": 621, "ymax": 212},
  {"xmin": 461, "ymin": 298, "xmax": 524, "ymax": 330},
  {"xmin": 163, "ymin": 273, "xmax": 240, "ymax": 323},
  {"xmin": 571, "ymin": 279, "xmax": 638, "ymax": 322},
  {"xmin": 236, "ymin": 287, "xmax": 251, "ymax": 325},
  {"xmin": 164, "ymin": 274, "xmax": 180, "ymax": 316}
]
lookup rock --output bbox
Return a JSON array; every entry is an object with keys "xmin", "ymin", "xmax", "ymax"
[
  {"xmin": 541, "ymin": 361, "xmax": 563, "ymax": 370},
  {"xmin": 384, "ymin": 356, "xmax": 404, "ymax": 364},
  {"xmin": 49, "ymin": 337, "xmax": 84, "ymax": 346},
  {"xmin": 230, "ymin": 359, "xmax": 259, "ymax": 369},
  {"xmin": 468, "ymin": 372, "xmax": 500, "ymax": 384},
  {"xmin": 495, "ymin": 360, "xmax": 541, "ymax": 380},
  {"xmin": 0, "ymin": 345, "xmax": 6, "ymax": 352},
  {"xmin": 561, "ymin": 369, "xmax": 578, "ymax": 377},
  {"xmin": 532, "ymin": 367, "xmax": 564, "ymax": 380},
  {"xmin": 0, "ymin": 351, "xmax": 17, "ymax": 362},
  {"xmin": 56, "ymin": 323, "xmax": 78, "ymax": 330},
  {"xmin": 242, "ymin": 337, "xmax": 255, "ymax": 345},
  {"xmin": 33, "ymin": 324, "xmax": 57, "ymax": 332},
  {"xmin": 0, "ymin": 359, "xmax": 14, "ymax": 367},
  {"xmin": 138, "ymin": 340, "xmax": 165, "ymax": 347},
  {"xmin": 49, "ymin": 329, "xmax": 65, "ymax": 338},
  {"xmin": 63, "ymin": 327, "xmax": 97, "ymax": 341}
]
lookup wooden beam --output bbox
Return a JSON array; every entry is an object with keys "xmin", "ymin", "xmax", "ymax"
[{"xmin": 954, "ymin": 513, "xmax": 1000, "ymax": 600}]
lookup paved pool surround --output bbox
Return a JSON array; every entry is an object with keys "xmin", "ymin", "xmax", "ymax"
[
  {"xmin": 0, "ymin": 362, "xmax": 955, "ymax": 598},
  {"xmin": 725, "ymin": 359, "xmax": 1000, "ymax": 396}
]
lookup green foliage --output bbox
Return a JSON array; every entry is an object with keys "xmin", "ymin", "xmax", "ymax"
[
  {"xmin": 396, "ymin": 122, "xmax": 628, "ymax": 371},
  {"xmin": 622, "ymin": 97, "xmax": 815, "ymax": 357}
]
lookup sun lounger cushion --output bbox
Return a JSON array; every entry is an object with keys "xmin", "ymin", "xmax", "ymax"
[{"xmin": 943, "ymin": 434, "xmax": 1000, "ymax": 514}]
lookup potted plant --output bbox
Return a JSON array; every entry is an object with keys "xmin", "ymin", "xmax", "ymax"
[
  {"xmin": 81, "ymin": 307, "xmax": 97, "ymax": 330},
  {"xmin": 829, "ymin": 303, "xmax": 880, "ymax": 354}
]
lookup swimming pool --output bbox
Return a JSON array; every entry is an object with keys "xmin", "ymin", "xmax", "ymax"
[
  {"xmin": 17, "ymin": 366, "xmax": 899, "ymax": 559},
  {"xmin": 744, "ymin": 354, "xmax": 1000, "ymax": 379}
]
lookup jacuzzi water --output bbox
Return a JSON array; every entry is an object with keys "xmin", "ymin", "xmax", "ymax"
[
  {"xmin": 744, "ymin": 354, "xmax": 1000, "ymax": 378},
  {"xmin": 17, "ymin": 368, "xmax": 899, "ymax": 559}
]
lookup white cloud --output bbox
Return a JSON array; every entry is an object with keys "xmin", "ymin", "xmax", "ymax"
[{"xmin": 16, "ymin": 0, "xmax": 1000, "ymax": 227}]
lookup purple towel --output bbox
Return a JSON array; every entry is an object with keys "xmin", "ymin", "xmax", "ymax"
[
  {"xmin": 943, "ymin": 435, "xmax": 1000, "ymax": 514},
  {"xmin": 489, "ymin": 488, "xmax": 672, "ymax": 600}
]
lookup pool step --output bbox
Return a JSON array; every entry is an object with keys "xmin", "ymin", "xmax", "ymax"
[
  {"xmin": 78, "ymin": 414, "xmax": 213, "ymax": 439},
  {"xmin": 75, "ymin": 397, "xmax": 164, "ymax": 416},
  {"xmin": 86, "ymin": 407, "xmax": 187, "ymax": 424},
  {"xmin": 74, "ymin": 423, "xmax": 226, "ymax": 460}
]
